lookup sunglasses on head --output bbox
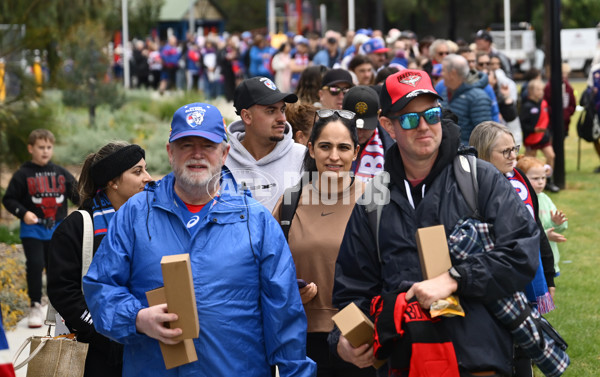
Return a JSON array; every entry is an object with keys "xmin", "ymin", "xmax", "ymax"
[
  {"xmin": 388, "ymin": 107, "xmax": 442, "ymax": 130},
  {"xmin": 322, "ymin": 86, "xmax": 350, "ymax": 96},
  {"xmin": 315, "ymin": 109, "xmax": 356, "ymax": 120}
]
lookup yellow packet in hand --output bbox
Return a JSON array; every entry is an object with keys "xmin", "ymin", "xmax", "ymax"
[{"xmin": 430, "ymin": 294, "xmax": 465, "ymax": 318}]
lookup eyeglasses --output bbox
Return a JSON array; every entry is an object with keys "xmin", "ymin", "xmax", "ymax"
[
  {"xmin": 315, "ymin": 109, "xmax": 356, "ymax": 120},
  {"xmin": 437, "ymin": 51, "xmax": 449, "ymax": 56},
  {"xmin": 388, "ymin": 107, "xmax": 442, "ymax": 130},
  {"xmin": 322, "ymin": 86, "xmax": 351, "ymax": 96},
  {"xmin": 477, "ymin": 61, "xmax": 490, "ymax": 68},
  {"xmin": 497, "ymin": 145, "xmax": 520, "ymax": 159}
]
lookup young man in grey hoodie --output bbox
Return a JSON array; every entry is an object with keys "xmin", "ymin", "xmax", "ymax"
[{"xmin": 227, "ymin": 76, "xmax": 306, "ymax": 211}]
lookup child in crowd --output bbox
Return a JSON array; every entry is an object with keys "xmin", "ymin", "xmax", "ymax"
[
  {"xmin": 517, "ymin": 156, "xmax": 568, "ymax": 280},
  {"xmin": 2, "ymin": 129, "xmax": 79, "ymax": 328},
  {"xmin": 520, "ymin": 78, "xmax": 560, "ymax": 192},
  {"xmin": 544, "ymin": 62, "xmax": 576, "ymax": 137}
]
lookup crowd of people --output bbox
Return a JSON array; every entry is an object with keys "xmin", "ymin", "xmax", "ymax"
[
  {"xmin": 117, "ymin": 26, "xmax": 590, "ymax": 189},
  {"xmin": 6, "ymin": 22, "xmax": 600, "ymax": 377}
]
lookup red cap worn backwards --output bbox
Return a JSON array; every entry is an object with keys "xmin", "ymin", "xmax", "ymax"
[{"xmin": 379, "ymin": 69, "xmax": 442, "ymax": 116}]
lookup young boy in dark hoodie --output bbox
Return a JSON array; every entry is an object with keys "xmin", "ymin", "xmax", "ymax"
[{"xmin": 2, "ymin": 129, "xmax": 79, "ymax": 327}]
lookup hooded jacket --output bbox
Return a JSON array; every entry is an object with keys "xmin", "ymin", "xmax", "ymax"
[
  {"xmin": 2, "ymin": 161, "xmax": 79, "ymax": 240},
  {"xmin": 82, "ymin": 169, "xmax": 315, "ymax": 377},
  {"xmin": 226, "ymin": 120, "xmax": 306, "ymax": 211},
  {"xmin": 331, "ymin": 120, "xmax": 540, "ymax": 375},
  {"xmin": 437, "ymin": 71, "xmax": 493, "ymax": 145}
]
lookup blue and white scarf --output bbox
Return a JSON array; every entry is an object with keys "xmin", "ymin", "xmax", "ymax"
[{"xmin": 90, "ymin": 190, "xmax": 116, "ymax": 237}]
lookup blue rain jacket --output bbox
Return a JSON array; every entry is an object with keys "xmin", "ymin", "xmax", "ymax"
[{"xmin": 83, "ymin": 169, "xmax": 315, "ymax": 377}]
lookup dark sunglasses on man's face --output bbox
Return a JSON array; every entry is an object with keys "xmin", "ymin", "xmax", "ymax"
[
  {"xmin": 388, "ymin": 107, "xmax": 442, "ymax": 130},
  {"xmin": 322, "ymin": 86, "xmax": 350, "ymax": 96}
]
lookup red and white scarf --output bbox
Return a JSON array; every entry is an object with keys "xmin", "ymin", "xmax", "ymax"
[{"xmin": 355, "ymin": 128, "xmax": 385, "ymax": 182}]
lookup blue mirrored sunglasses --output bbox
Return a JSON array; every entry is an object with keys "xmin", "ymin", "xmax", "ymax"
[{"xmin": 389, "ymin": 107, "xmax": 442, "ymax": 130}]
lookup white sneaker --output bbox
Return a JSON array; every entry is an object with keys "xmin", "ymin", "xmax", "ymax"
[{"xmin": 28, "ymin": 302, "xmax": 44, "ymax": 328}]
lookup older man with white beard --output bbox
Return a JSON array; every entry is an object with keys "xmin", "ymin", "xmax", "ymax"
[{"xmin": 83, "ymin": 102, "xmax": 315, "ymax": 377}]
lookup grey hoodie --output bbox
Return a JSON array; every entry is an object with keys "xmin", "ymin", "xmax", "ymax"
[{"xmin": 225, "ymin": 120, "xmax": 306, "ymax": 211}]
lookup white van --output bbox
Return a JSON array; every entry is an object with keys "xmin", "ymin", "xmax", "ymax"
[{"xmin": 561, "ymin": 28, "xmax": 600, "ymax": 76}]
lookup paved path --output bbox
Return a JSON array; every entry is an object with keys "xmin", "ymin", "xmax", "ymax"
[
  {"xmin": 5, "ymin": 304, "xmax": 281, "ymax": 376},
  {"xmin": 6, "ymin": 304, "xmax": 49, "ymax": 377}
]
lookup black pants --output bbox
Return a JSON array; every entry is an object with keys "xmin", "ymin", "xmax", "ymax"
[
  {"xmin": 307, "ymin": 332, "xmax": 375, "ymax": 377},
  {"xmin": 22, "ymin": 237, "xmax": 50, "ymax": 304}
]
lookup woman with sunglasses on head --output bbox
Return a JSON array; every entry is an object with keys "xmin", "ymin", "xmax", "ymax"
[
  {"xmin": 47, "ymin": 142, "xmax": 152, "ymax": 377},
  {"xmin": 273, "ymin": 109, "xmax": 373, "ymax": 377},
  {"xmin": 469, "ymin": 121, "xmax": 556, "ymax": 377}
]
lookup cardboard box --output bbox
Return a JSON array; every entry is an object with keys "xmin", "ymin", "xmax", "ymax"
[
  {"xmin": 146, "ymin": 287, "xmax": 198, "ymax": 369},
  {"xmin": 332, "ymin": 302, "xmax": 386, "ymax": 369},
  {"xmin": 415, "ymin": 225, "xmax": 452, "ymax": 279},
  {"xmin": 161, "ymin": 254, "xmax": 200, "ymax": 340}
]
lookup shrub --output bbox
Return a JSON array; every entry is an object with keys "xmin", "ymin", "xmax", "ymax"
[
  {"xmin": 0, "ymin": 243, "xmax": 29, "ymax": 330},
  {"xmin": 0, "ymin": 225, "xmax": 20, "ymax": 245}
]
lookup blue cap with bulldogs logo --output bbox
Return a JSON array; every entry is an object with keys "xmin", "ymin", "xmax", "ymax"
[
  {"xmin": 362, "ymin": 37, "xmax": 389, "ymax": 54},
  {"xmin": 169, "ymin": 103, "xmax": 227, "ymax": 143}
]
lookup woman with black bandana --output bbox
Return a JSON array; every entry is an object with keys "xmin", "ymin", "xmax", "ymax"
[{"xmin": 47, "ymin": 142, "xmax": 151, "ymax": 376}]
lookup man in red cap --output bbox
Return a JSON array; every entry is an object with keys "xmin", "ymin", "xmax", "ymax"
[{"xmin": 329, "ymin": 69, "xmax": 540, "ymax": 377}]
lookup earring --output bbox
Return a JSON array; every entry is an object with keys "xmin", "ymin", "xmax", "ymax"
[{"xmin": 113, "ymin": 185, "xmax": 118, "ymax": 190}]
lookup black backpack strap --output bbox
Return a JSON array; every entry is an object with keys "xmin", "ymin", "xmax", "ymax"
[
  {"xmin": 453, "ymin": 154, "xmax": 479, "ymax": 219},
  {"xmin": 279, "ymin": 182, "xmax": 303, "ymax": 241}
]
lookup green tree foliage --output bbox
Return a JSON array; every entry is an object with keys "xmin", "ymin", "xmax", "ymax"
[
  {"xmin": 104, "ymin": 0, "xmax": 165, "ymax": 40},
  {"xmin": 560, "ymin": 0, "xmax": 600, "ymax": 29},
  {"xmin": 214, "ymin": 1, "xmax": 266, "ymax": 33},
  {"xmin": 0, "ymin": 62, "xmax": 56, "ymax": 168},
  {"xmin": 60, "ymin": 22, "xmax": 125, "ymax": 127},
  {"xmin": 0, "ymin": 0, "xmax": 116, "ymax": 86}
]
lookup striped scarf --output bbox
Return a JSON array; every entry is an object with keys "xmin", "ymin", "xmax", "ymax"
[
  {"xmin": 90, "ymin": 190, "xmax": 116, "ymax": 237},
  {"xmin": 506, "ymin": 169, "xmax": 555, "ymax": 315},
  {"xmin": 355, "ymin": 127, "xmax": 385, "ymax": 182}
]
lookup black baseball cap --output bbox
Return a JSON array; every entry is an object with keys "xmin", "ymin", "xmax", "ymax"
[
  {"xmin": 234, "ymin": 77, "xmax": 298, "ymax": 115},
  {"xmin": 321, "ymin": 69, "xmax": 354, "ymax": 88},
  {"xmin": 475, "ymin": 30, "xmax": 493, "ymax": 42},
  {"xmin": 342, "ymin": 86, "xmax": 380, "ymax": 130}
]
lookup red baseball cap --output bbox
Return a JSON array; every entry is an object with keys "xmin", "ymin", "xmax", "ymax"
[{"xmin": 379, "ymin": 69, "xmax": 442, "ymax": 115}]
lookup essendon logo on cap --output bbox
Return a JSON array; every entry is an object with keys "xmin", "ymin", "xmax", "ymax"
[
  {"xmin": 354, "ymin": 101, "xmax": 368, "ymax": 115},
  {"xmin": 398, "ymin": 72, "xmax": 422, "ymax": 87}
]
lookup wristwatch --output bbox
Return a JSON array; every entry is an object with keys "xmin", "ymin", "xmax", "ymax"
[{"xmin": 448, "ymin": 266, "xmax": 462, "ymax": 283}]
